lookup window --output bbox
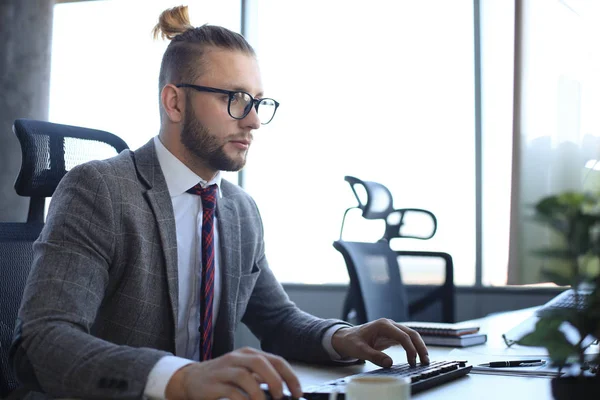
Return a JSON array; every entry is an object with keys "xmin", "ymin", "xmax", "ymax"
[
  {"xmin": 51, "ymin": 1, "xmax": 490, "ymax": 286},
  {"xmin": 50, "ymin": 0, "xmax": 240, "ymax": 159},
  {"xmin": 243, "ymin": 0, "xmax": 476, "ymax": 284},
  {"xmin": 506, "ymin": 0, "xmax": 600, "ymax": 284},
  {"xmin": 480, "ymin": 0, "xmax": 514, "ymax": 285}
]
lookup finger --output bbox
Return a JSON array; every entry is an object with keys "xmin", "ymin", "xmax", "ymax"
[
  {"xmin": 205, "ymin": 383, "xmax": 248, "ymax": 400},
  {"xmin": 353, "ymin": 340, "xmax": 394, "ymax": 368},
  {"xmin": 396, "ymin": 324, "xmax": 430, "ymax": 365},
  {"xmin": 219, "ymin": 366, "xmax": 265, "ymax": 400},
  {"xmin": 234, "ymin": 348, "xmax": 302, "ymax": 399},
  {"xmin": 231, "ymin": 352, "xmax": 285, "ymax": 399},
  {"xmin": 375, "ymin": 321, "xmax": 420, "ymax": 366},
  {"xmin": 180, "ymin": 366, "xmax": 249, "ymax": 400},
  {"xmin": 252, "ymin": 372, "xmax": 264, "ymax": 382},
  {"xmin": 263, "ymin": 353, "xmax": 303, "ymax": 399},
  {"xmin": 238, "ymin": 348, "xmax": 302, "ymax": 398}
]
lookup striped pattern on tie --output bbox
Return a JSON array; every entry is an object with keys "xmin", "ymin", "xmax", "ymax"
[{"xmin": 186, "ymin": 183, "xmax": 218, "ymax": 361}]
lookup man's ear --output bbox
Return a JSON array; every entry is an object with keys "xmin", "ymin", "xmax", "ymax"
[{"xmin": 161, "ymin": 84, "xmax": 185, "ymax": 123}]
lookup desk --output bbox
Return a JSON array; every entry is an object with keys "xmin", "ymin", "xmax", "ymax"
[{"xmin": 292, "ymin": 308, "xmax": 554, "ymax": 399}]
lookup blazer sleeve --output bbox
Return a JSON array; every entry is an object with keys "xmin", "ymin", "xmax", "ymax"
[
  {"xmin": 240, "ymin": 199, "xmax": 351, "ymax": 363},
  {"xmin": 12, "ymin": 162, "xmax": 169, "ymax": 399}
]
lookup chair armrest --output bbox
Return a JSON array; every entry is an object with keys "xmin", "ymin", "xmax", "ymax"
[{"xmin": 395, "ymin": 250, "xmax": 455, "ymax": 323}]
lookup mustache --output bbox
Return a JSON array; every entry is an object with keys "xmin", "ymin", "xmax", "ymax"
[{"xmin": 228, "ymin": 133, "xmax": 254, "ymax": 142}]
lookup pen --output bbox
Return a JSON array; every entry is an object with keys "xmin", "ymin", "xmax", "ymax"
[{"xmin": 481, "ymin": 360, "xmax": 546, "ymax": 368}]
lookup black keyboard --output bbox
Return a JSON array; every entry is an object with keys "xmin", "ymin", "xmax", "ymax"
[
  {"xmin": 535, "ymin": 289, "xmax": 590, "ymax": 315},
  {"xmin": 302, "ymin": 360, "xmax": 472, "ymax": 399}
]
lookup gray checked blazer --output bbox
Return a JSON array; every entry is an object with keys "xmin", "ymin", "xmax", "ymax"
[{"xmin": 13, "ymin": 139, "xmax": 348, "ymax": 399}]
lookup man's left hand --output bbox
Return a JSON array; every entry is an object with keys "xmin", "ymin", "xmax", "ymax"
[{"xmin": 331, "ymin": 319, "xmax": 429, "ymax": 368}]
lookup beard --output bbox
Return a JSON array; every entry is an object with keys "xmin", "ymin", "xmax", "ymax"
[{"xmin": 180, "ymin": 100, "xmax": 248, "ymax": 172}]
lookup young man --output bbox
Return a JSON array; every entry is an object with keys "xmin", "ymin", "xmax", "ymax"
[{"xmin": 12, "ymin": 6, "xmax": 428, "ymax": 400}]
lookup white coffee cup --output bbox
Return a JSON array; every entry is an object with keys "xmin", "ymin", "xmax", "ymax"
[{"xmin": 329, "ymin": 375, "xmax": 411, "ymax": 400}]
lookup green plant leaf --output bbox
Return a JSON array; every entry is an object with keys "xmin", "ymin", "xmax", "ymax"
[
  {"xmin": 557, "ymin": 192, "xmax": 587, "ymax": 206},
  {"xmin": 535, "ymin": 193, "xmax": 582, "ymax": 218},
  {"xmin": 538, "ymin": 308, "xmax": 593, "ymax": 337},
  {"xmin": 527, "ymin": 191, "xmax": 600, "ymax": 372},
  {"xmin": 532, "ymin": 249, "xmax": 574, "ymax": 260},
  {"xmin": 517, "ymin": 317, "xmax": 577, "ymax": 366},
  {"xmin": 539, "ymin": 267, "xmax": 576, "ymax": 286},
  {"xmin": 528, "ymin": 215, "xmax": 569, "ymax": 235}
]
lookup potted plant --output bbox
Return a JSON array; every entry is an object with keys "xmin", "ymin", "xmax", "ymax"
[{"xmin": 517, "ymin": 191, "xmax": 600, "ymax": 399}]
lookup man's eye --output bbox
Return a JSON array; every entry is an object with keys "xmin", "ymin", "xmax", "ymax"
[{"xmin": 232, "ymin": 92, "xmax": 251, "ymax": 105}]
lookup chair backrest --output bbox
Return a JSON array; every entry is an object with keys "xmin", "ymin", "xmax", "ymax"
[
  {"xmin": 13, "ymin": 118, "xmax": 129, "ymax": 223},
  {"xmin": 335, "ymin": 175, "xmax": 455, "ymax": 325},
  {"xmin": 334, "ymin": 240, "xmax": 410, "ymax": 323},
  {"xmin": 0, "ymin": 223, "xmax": 44, "ymax": 398},
  {"xmin": 0, "ymin": 119, "xmax": 129, "ymax": 397}
]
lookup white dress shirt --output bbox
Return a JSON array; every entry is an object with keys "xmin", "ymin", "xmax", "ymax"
[{"xmin": 145, "ymin": 136, "xmax": 349, "ymax": 399}]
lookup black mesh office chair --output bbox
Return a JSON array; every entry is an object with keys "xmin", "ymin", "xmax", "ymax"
[
  {"xmin": 334, "ymin": 176, "xmax": 455, "ymax": 325},
  {"xmin": 0, "ymin": 119, "xmax": 129, "ymax": 398},
  {"xmin": 0, "ymin": 223, "xmax": 43, "ymax": 399}
]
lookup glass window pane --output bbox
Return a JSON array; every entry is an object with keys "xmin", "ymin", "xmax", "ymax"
[
  {"xmin": 480, "ymin": 0, "xmax": 515, "ymax": 286},
  {"xmin": 508, "ymin": 0, "xmax": 600, "ymax": 284},
  {"xmin": 50, "ymin": 0, "xmax": 241, "ymax": 182},
  {"xmin": 245, "ymin": 0, "xmax": 476, "ymax": 285}
]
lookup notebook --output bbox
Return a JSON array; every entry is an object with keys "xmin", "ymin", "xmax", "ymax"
[
  {"xmin": 403, "ymin": 321, "xmax": 481, "ymax": 336},
  {"xmin": 419, "ymin": 333, "xmax": 487, "ymax": 347}
]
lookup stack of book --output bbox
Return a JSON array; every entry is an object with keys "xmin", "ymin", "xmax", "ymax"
[{"xmin": 403, "ymin": 321, "xmax": 488, "ymax": 347}]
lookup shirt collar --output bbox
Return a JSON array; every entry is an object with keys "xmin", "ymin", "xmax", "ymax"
[{"xmin": 153, "ymin": 136, "xmax": 222, "ymax": 197}]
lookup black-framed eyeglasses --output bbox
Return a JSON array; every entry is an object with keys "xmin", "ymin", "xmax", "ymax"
[{"xmin": 176, "ymin": 83, "xmax": 280, "ymax": 125}]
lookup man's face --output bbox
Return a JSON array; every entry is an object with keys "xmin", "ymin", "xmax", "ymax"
[{"xmin": 179, "ymin": 48, "xmax": 263, "ymax": 176}]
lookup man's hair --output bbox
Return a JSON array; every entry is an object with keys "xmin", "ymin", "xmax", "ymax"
[{"xmin": 152, "ymin": 6, "xmax": 256, "ymax": 118}]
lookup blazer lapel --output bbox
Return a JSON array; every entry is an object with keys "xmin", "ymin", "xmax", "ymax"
[
  {"xmin": 132, "ymin": 140, "xmax": 179, "ymax": 341},
  {"xmin": 213, "ymin": 186, "xmax": 242, "ymax": 356}
]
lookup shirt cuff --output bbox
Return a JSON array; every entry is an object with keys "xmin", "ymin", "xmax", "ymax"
[
  {"xmin": 322, "ymin": 324, "xmax": 359, "ymax": 363},
  {"xmin": 145, "ymin": 356, "xmax": 194, "ymax": 399}
]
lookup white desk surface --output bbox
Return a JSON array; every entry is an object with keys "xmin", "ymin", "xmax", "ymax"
[{"xmin": 293, "ymin": 308, "xmax": 555, "ymax": 400}]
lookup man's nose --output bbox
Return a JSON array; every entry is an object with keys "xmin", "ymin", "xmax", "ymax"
[{"xmin": 240, "ymin": 105, "xmax": 261, "ymax": 130}]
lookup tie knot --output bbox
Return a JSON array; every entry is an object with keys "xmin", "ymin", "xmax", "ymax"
[{"xmin": 187, "ymin": 183, "xmax": 218, "ymax": 210}]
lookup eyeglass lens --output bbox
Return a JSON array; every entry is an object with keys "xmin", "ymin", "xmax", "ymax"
[{"xmin": 229, "ymin": 92, "xmax": 277, "ymax": 124}]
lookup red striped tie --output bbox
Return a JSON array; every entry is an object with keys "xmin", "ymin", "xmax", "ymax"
[{"xmin": 186, "ymin": 183, "xmax": 218, "ymax": 361}]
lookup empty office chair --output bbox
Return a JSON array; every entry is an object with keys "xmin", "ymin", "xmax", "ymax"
[
  {"xmin": 335, "ymin": 176, "xmax": 455, "ymax": 325},
  {"xmin": 0, "ymin": 119, "xmax": 129, "ymax": 398}
]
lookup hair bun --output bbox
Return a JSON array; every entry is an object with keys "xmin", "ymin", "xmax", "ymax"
[{"xmin": 152, "ymin": 5, "xmax": 194, "ymax": 40}]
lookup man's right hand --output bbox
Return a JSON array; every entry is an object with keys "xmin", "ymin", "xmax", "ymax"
[{"xmin": 165, "ymin": 347, "xmax": 303, "ymax": 400}]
